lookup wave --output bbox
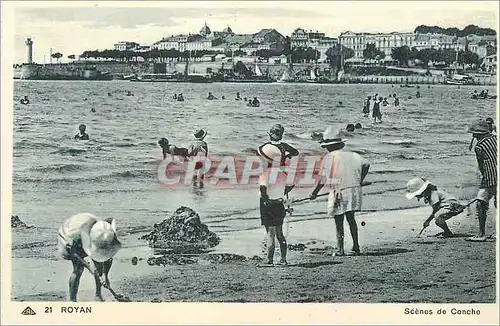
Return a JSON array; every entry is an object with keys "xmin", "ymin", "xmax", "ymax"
[
  {"xmin": 371, "ymin": 168, "xmax": 414, "ymax": 175},
  {"xmin": 15, "ymin": 168, "xmax": 155, "ymax": 184},
  {"xmin": 286, "ymin": 132, "xmax": 313, "ymax": 140},
  {"xmin": 438, "ymin": 139, "xmax": 466, "ymax": 144},
  {"xmin": 111, "ymin": 142, "xmax": 154, "ymax": 148},
  {"xmin": 392, "ymin": 153, "xmax": 430, "ymax": 160},
  {"xmin": 50, "ymin": 147, "xmax": 87, "ymax": 155},
  {"xmin": 29, "ymin": 163, "xmax": 84, "ymax": 173},
  {"xmin": 14, "ymin": 139, "xmax": 60, "ymax": 150},
  {"xmin": 381, "ymin": 139, "xmax": 416, "ymax": 146}
]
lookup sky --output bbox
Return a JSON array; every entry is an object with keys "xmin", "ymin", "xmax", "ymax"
[{"xmin": 7, "ymin": 1, "xmax": 499, "ymax": 64}]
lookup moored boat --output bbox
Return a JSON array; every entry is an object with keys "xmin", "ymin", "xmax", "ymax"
[{"xmin": 445, "ymin": 74, "xmax": 473, "ymax": 85}]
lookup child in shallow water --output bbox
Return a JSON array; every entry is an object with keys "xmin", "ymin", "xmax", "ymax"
[{"xmin": 406, "ymin": 177, "xmax": 465, "ymax": 237}]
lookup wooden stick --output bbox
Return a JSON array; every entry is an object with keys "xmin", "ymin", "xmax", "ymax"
[
  {"xmin": 74, "ymin": 254, "xmax": 131, "ymax": 302},
  {"xmin": 417, "ymin": 226, "xmax": 427, "ymax": 238},
  {"xmin": 418, "ymin": 198, "xmax": 479, "ymax": 238},
  {"xmin": 292, "ymin": 181, "xmax": 373, "ymax": 204}
]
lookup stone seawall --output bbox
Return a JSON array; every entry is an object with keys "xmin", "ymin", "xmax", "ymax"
[{"xmin": 14, "ymin": 61, "xmax": 497, "ymax": 85}]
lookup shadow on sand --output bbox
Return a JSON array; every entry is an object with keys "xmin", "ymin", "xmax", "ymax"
[
  {"xmin": 289, "ymin": 260, "xmax": 342, "ymax": 268},
  {"xmin": 361, "ymin": 248, "xmax": 414, "ymax": 256}
]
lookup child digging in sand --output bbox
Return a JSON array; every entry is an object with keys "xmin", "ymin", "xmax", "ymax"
[{"xmin": 406, "ymin": 177, "xmax": 465, "ymax": 238}]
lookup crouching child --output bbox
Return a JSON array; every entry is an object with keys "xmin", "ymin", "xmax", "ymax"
[{"xmin": 406, "ymin": 177, "xmax": 465, "ymax": 237}]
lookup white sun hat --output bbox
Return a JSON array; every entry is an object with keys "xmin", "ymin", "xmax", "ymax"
[
  {"xmin": 257, "ymin": 143, "xmax": 284, "ymax": 165},
  {"xmin": 81, "ymin": 219, "xmax": 122, "ymax": 262},
  {"xmin": 319, "ymin": 126, "xmax": 346, "ymax": 147},
  {"xmin": 406, "ymin": 177, "xmax": 431, "ymax": 199}
]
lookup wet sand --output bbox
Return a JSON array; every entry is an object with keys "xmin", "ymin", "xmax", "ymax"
[{"xmin": 12, "ymin": 207, "xmax": 496, "ymax": 303}]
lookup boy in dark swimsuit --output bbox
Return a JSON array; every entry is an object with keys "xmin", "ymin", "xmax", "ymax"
[{"xmin": 74, "ymin": 124, "xmax": 89, "ymax": 140}]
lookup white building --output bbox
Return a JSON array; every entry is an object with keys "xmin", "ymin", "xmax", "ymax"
[
  {"xmin": 114, "ymin": 41, "xmax": 140, "ymax": 51},
  {"xmin": 290, "ymin": 28, "xmax": 338, "ymax": 61},
  {"xmin": 152, "ymin": 34, "xmax": 209, "ymax": 52},
  {"xmin": 132, "ymin": 45, "xmax": 151, "ymax": 53},
  {"xmin": 481, "ymin": 54, "xmax": 497, "ymax": 73},
  {"xmin": 339, "ymin": 31, "xmax": 415, "ymax": 60},
  {"xmin": 413, "ymin": 34, "xmax": 466, "ymax": 51},
  {"xmin": 468, "ymin": 41, "xmax": 488, "ymax": 58}
]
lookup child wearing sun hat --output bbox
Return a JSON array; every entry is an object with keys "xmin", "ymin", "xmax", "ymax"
[{"xmin": 406, "ymin": 177, "xmax": 465, "ymax": 237}]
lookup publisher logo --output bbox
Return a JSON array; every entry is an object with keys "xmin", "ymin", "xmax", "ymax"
[{"xmin": 21, "ymin": 306, "xmax": 36, "ymax": 316}]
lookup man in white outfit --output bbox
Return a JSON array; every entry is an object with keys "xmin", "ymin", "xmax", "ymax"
[{"xmin": 310, "ymin": 127, "xmax": 370, "ymax": 256}]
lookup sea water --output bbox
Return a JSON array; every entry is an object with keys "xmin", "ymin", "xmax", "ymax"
[{"xmin": 12, "ymin": 81, "xmax": 496, "ymax": 236}]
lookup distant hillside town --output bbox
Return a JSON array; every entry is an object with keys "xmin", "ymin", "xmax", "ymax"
[
  {"xmin": 65, "ymin": 23, "xmax": 496, "ymax": 73},
  {"xmin": 14, "ymin": 23, "xmax": 497, "ymax": 83}
]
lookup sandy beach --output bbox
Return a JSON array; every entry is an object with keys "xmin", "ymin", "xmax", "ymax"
[{"xmin": 12, "ymin": 205, "xmax": 496, "ymax": 303}]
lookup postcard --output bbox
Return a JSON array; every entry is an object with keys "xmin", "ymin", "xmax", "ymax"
[{"xmin": 1, "ymin": 1, "xmax": 498, "ymax": 325}]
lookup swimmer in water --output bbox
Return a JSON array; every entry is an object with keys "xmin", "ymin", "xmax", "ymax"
[
  {"xmin": 207, "ymin": 92, "xmax": 217, "ymax": 100},
  {"xmin": 394, "ymin": 96, "xmax": 400, "ymax": 107},
  {"xmin": 74, "ymin": 124, "xmax": 89, "ymax": 140},
  {"xmin": 261, "ymin": 124, "xmax": 299, "ymax": 165},
  {"xmin": 235, "ymin": 92, "xmax": 242, "ymax": 101},
  {"xmin": 108, "ymin": 92, "xmax": 112, "ymax": 96},
  {"xmin": 311, "ymin": 131, "xmax": 323, "ymax": 141},
  {"xmin": 90, "ymin": 108, "xmax": 96, "ymax": 113},
  {"xmin": 363, "ymin": 96, "xmax": 371, "ymax": 117},
  {"xmin": 189, "ymin": 129, "xmax": 209, "ymax": 185},
  {"xmin": 20, "ymin": 95, "xmax": 30, "ymax": 105},
  {"xmin": 355, "ymin": 123, "xmax": 362, "ymax": 130},
  {"xmin": 346, "ymin": 124, "xmax": 355, "ymax": 132},
  {"xmin": 158, "ymin": 138, "xmax": 189, "ymax": 160},
  {"xmin": 126, "ymin": 91, "xmax": 133, "ymax": 96},
  {"xmin": 252, "ymin": 97, "xmax": 260, "ymax": 107},
  {"xmin": 486, "ymin": 117, "xmax": 496, "ymax": 134}
]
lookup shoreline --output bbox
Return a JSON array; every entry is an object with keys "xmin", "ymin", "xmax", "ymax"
[{"xmin": 11, "ymin": 205, "xmax": 496, "ymax": 303}]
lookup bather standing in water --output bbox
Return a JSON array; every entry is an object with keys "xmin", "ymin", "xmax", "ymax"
[{"xmin": 74, "ymin": 124, "xmax": 89, "ymax": 140}]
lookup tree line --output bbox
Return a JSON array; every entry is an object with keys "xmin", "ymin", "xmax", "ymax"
[
  {"xmin": 79, "ymin": 49, "xmax": 228, "ymax": 61},
  {"xmin": 414, "ymin": 24, "xmax": 497, "ymax": 37},
  {"xmin": 390, "ymin": 45, "xmax": 485, "ymax": 68},
  {"xmin": 77, "ymin": 47, "xmax": 336, "ymax": 64}
]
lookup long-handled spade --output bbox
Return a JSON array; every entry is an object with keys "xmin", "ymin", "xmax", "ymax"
[
  {"xmin": 292, "ymin": 181, "xmax": 373, "ymax": 204},
  {"xmin": 417, "ymin": 198, "xmax": 480, "ymax": 238},
  {"xmin": 74, "ymin": 254, "xmax": 132, "ymax": 302}
]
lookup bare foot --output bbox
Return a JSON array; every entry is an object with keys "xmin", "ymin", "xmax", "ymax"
[
  {"xmin": 94, "ymin": 295, "xmax": 105, "ymax": 302},
  {"xmin": 466, "ymin": 235, "xmax": 487, "ymax": 242}
]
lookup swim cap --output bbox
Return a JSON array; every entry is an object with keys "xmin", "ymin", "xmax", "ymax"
[{"xmin": 269, "ymin": 124, "xmax": 284, "ymax": 136}]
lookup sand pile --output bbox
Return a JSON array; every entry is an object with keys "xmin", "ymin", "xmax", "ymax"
[
  {"xmin": 146, "ymin": 253, "xmax": 258, "ymax": 266},
  {"xmin": 11, "ymin": 216, "xmax": 33, "ymax": 229},
  {"xmin": 147, "ymin": 255, "xmax": 197, "ymax": 266},
  {"xmin": 141, "ymin": 206, "xmax": 220, "ymax": 253},
  {"xmin": 202, "ymin": 253, "xmax": 247, "ymax": 263}
]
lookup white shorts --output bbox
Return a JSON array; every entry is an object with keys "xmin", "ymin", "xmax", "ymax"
[{"xmin": 477, "ymin": 187, "xmax": 497, "ymax": 203}]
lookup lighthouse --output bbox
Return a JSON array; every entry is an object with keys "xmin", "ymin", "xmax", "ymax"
[{"xmin": 25, "ymin": 38, "xmax": 33, "ymax": 64}]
